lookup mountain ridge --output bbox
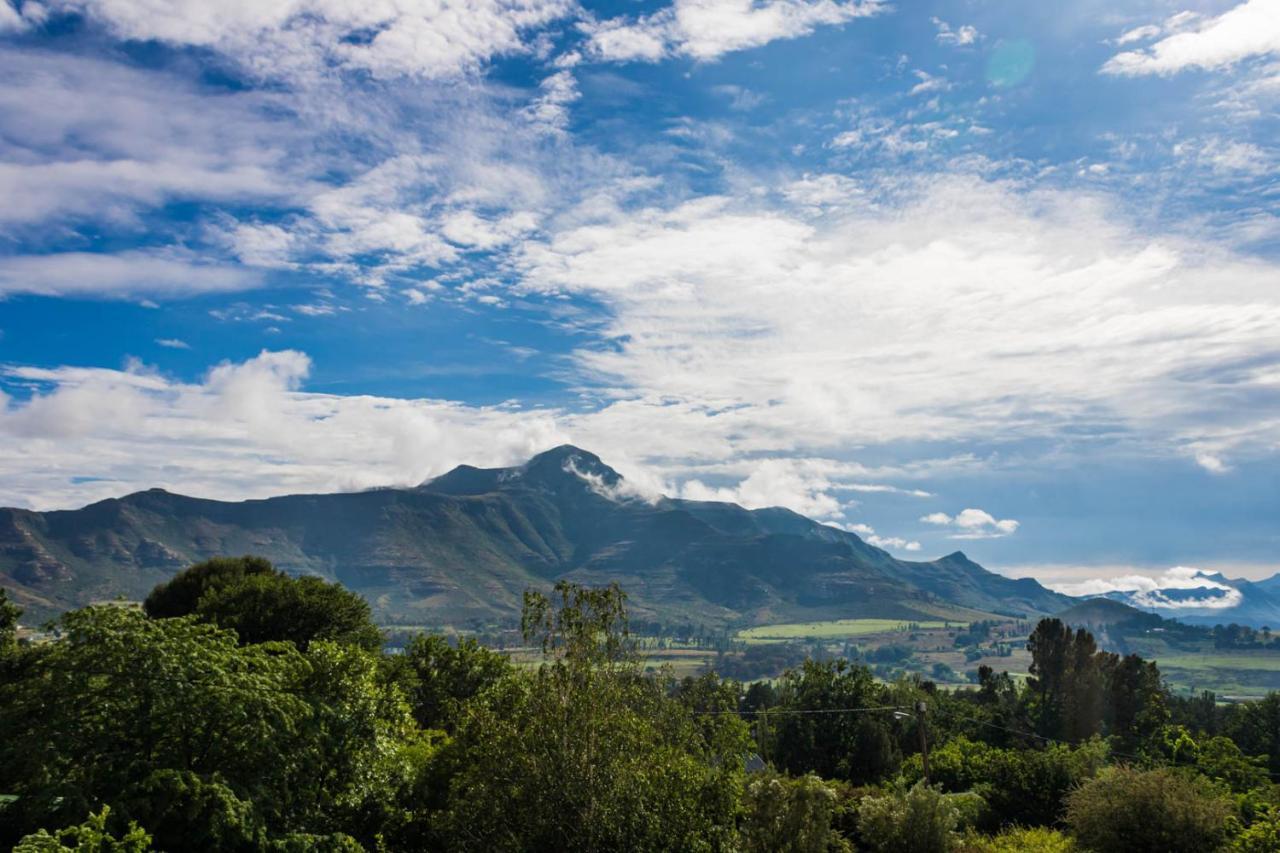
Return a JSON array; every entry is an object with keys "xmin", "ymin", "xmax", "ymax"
[{"xmin": 0, "ymin": 445, "xmax": 1071, "ymax": 626}]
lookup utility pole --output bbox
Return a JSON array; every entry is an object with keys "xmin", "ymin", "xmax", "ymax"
[{"xmin": 916, "ymin": 700, "xmax": 930, "ymax": 784}]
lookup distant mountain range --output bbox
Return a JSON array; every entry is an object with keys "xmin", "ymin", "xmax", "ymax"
[
  {"xmin": 1093, "ymin": 569, "xmax": 1280, "ymax": 629},
  {"xmin": 1, "ymin": 445, "xmax": 1070, "ymax": 627}
]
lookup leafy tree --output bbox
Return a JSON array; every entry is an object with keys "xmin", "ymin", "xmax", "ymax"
[
  {"xmin": 13, "ymin": 807, "xmax": 151, "ymax": 852},
  {"xmin": 145, "ymin": 556, "xmax": 381, "ymax": 651},
  {"xmin": 1223, "ymin": 693, "xmax": 1280, "ymax": 777},
  {"xmin": 739, "ymin": 772, "xmax": 852, "ymax": 853},
  {"xmin": 1233, "ymin": 806, "xmax": 1280, "ymax": 853},
  {"xmin": 143, "ymin": 556, "xmax": 276, "ymax": 618},
  {"xmin": 0, "ymin": 586, "xmax": 20, "ymax": 652},
  {"xmin": 395, "ymin": 634, "xmax": 511, "ymax": 732},
  {"xmin": 768, "ymin": 659, "xmax": 901, "ymax": 784},
  {"xmin": 193, "ymin": 573, "xmax": 382, "ymax": 651},
  {"xmin": 432, "ymin": 581, "xmax": 750, "ymax": 852},
  {"xmin": 0, "ymin": 606, "xmax": 415, "ymax": 850},
  {"xmin": 904, "ymin": 736, "xmax": 1108, "ymax": 829},
  {"xmin": 1065, "ymin": 767, "xmax": 1235, "ymax": 853},
  {"xmin": 857, "ymin": 782, "xmax": 960, "ymax": 853}
]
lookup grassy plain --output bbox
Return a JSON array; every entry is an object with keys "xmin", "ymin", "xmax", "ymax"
[{"xmin": 736, "ymin": 618, "xmax": 962, "ymax": 643}]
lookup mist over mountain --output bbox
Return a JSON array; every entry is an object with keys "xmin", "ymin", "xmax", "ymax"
[
  {"xmin": 1086, "ymin": 569, "xmax": 1280, "ymax": 630},
  {"xmin": 0, "ymin": 445, "xmax": 1069, "ymax": 626}
]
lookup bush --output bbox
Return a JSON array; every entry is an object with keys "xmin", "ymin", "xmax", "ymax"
[
  {"xmin": 1233, "ymin": 807, "xmax": 1280, "ymax": 853},
  {"xmin": 740, "ymin": 772, "xmax": 852, "ymax": 853},
  {"xmin": 1065, "ymin": 767, "xmax": 1235, "ymax": 853},
  {"xmin": 857, "ymin": 782, "xmax": 960, "ymax": 853},
  {"xmin": 959, "ymin": 826, "xmax": 1076, "ymax": 852},
  {"xmin": 14, "ymin": 807, "xmax": 152, "ymax": 852}
]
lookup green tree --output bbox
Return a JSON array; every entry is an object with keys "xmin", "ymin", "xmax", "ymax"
[
  {"xmin": 857, "ymin": 782, "xmax": 960, "ymax": 853},
  {"xmin": 395, "ymin": 634, "xmax": 511, "ymax": 732},
  {"xmin": 143, "ymin": 556, "xmax": 276, "ymax": 618},
  {"xmin": 145, "ymin": 556, "xmax": 381, "ymax": 651},
  {"xmin": 1065, "ymin": 767, "xmax": 1235, "ymax": 853},
  {"xmin": 1, "ymin": 586, "xmax": 21, "ymax": 655},
  {"xmin": 432, "ymin": 581, "xmax": 750, "ymax": 852},
  {"xmin": 740, "ymin": 773, "xmax": 852, "ymax": 853},
  {"xmin": 0, "ymin": 606, "xmax": 416, "ymax": 850},
  {"xmin": 1233, "ymin": 807, "xmax": 1280, "ymax": 853},
  {"xmin": 13, "ymin": 807, "xmax": 151, "ymax": 852},
  {"xmin": 768, "ymin": 659, "xmax": 900, "ymax": 784}
]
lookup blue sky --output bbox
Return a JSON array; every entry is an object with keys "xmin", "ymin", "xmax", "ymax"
[{"xmin": 1, "ymin": 0, "xmax": 1279, "ymax": 591}]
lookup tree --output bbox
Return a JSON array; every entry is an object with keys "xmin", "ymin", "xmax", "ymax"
[
  {"xmin": 0, "ymin": 606, "xmax": 417, "ymax": 850},
  {"xmin": 13, "ymin": 807, "xmax": 151, "ymax": 852},
  {"xmin": 856, "ymin": 782, "xmax": 961, "ymax": 853},
  {"xmin": 768, "ymin": 659, "xmax": 901, "ymax": 784},
  {"xmin": 739, "ymin": 773, "xmax": 852, "ymax": 853},
  {"xmin": 1065, "ymin": 767, "xmax": 1235, "ymax": 853},
  {"xmin": 431, "ymin": 581, "xmax": 750, "ymax": 851},
  {"xmin": 1, "ymin": 586, "xmax": 21, "ymax": 654},
  {"xmin": 145, "ymin": 556, "xmax": 381, "ymax": 651},
  {"xmin": 143, "ymin": 556, "xmax": 276, "ymax": 618},
  {"xmin": 395, "ymin": 634, "xmax": 511, "ymax": 732}
]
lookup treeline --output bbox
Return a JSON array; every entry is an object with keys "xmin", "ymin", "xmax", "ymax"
[{"xmin": 1, "ymin": 558, "xmax": 1279, "ymax": 851}]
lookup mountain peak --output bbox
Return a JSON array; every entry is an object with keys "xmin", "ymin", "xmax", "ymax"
[{"xmin": 523, "ymin": 445, "xmax": 621, "ymax": 488}]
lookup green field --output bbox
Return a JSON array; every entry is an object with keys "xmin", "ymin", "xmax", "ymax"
[{"xmin": 737, "ymin": 618, "xmax": 962, "ymax": 642}]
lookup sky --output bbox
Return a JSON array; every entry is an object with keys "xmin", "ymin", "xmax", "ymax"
[{"xmin": 1, "ymin": 0, "xmax": 1279, "ymax": 593}]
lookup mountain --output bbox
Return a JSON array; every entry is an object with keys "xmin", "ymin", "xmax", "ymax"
[
  {"xmin": 1094, "ymin": 569, "xmax": 1280, "ymax": 629},
  {"xmin": 0, "ymin": 445, "xmax": 1070, "ymax": 627}
]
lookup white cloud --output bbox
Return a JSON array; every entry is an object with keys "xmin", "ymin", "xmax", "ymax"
[
  {"xmin": 909, "ymin": 70, "xmax": 951, "ymax": 96},
  {"xmin": 1053, "ymin": 566, "xmax": 1244, "ymax": 610},
  {"xmin": 840, "ymin": 522, "xmax": 921, "ymax": 552},
  {"xmin": 585, "ymin": 0, "xmax": 884, "ymax": 63},
  {"xmin": 512, "ymin": 173, "xmax": 1280, "ymax": 468},
  {"xmin": 920, "ymin": 508, "xmax": 1019, "ymax": 539},
  {"xmin": 932, "ymin": 17, "xmax": 978, "ymax": 47},
  {"xmin": 1103, "ymin": 0, "xmax": 1280, "ymax": 76},
  {"xmin": 155, "ymin": 338, "xmax": 191, "ymax": 350},
  {"xmin": 48, "ymin": 0, "xmax": 576, "ymax": 80},
  {"xmin": 1195, "ymin": 451, "xmax": 1231, "ymax": 473},
  {"xmin": 680, "ymin": 457, "xmax": 845, "ymax": 518},
  {"xmin": 0, "ymin": 251, "xmax": 261, "ymax": 298}
]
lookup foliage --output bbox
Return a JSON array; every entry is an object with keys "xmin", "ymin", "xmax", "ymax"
[
  {"xmin": 145, "ymin": 557, "xmax": 382, "ymax": 651},
  {"xmin": 739, "ymin": 772, "xmax": 852, "ymax": 853},
  {"xmin": 857, "ymin": 782, "xmax": 961, "ymax": 853},
  {"xmin": 0, "ymin": 586, "xmax": 20, "ymax": 653},
  {"xmin": 767, "ymin": 659, "xmax": 902, "ymax": 784},
  {"xmin": 958, "ymin": 826, "xmax": 1076, "ymax": 853},
  {"xmin": 431, "ymin": 580, "xmax": 751, "ymax": 852},
  {"xmin": 1065, "ymin": 766, "xmax": 1236, "ymax": 853},
  {"xmin": 394, "ymin": 634, "xmax": 511, "ymax": 732},
  {"xmin": 1233, "ymin": 806, "xmax": 1280, "ymax": 853},
  {"xmin": 13, "ymin": 807, "xmax": 151, "ymax": 852},
  {"xmin": 902, "ymin": 736, "xmax": 1108, "ymax": 829},
  {"xmin": 0, "ymin": 606, "xmax": 417, "ymax": 850}
]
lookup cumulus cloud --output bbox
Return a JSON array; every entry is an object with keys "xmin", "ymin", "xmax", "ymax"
[
  {"xmin": 921, "ymin": 508, "xmax": 1019, "ymax": 539},
  {"xmin": 585, "ymin": 0, "xmax": 884, "ymax": 63},
  {"xmin": 1054, "ymin": 566, "xmax": 1244, "ymax": 610},
  {"xmin": 932, "ymin": 17, "xmax": 978, "ymax": 47},
  {"xmin": 1103, "ymin": 0, "xmax": 1280, "ymax": 76},
  {"xmin": 46, "ymin": 0, "xmax": 576, "ymax": 80},
  {"xmin": 841, "ymin": 522, "xmax": 922, "ymax": 552}
]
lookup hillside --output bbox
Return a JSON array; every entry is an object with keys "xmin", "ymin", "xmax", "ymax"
[{"xmin": 0, "ymin": 445, "xmax": 1071, "ymax": 627}]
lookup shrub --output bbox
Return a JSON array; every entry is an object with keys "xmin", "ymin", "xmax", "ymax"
[
  {"xmin": 857, "ymin": 782, "xmax": 960, "ymax": 853},
  {"xmin": 1065, "ymin": 767, "xmax": 1235, "ymax": 853},
  {"xmin": 740, "ymin": 772, "xmax": 852, "ymax": 853},
  {"xmin": 14, "ymin": 807, "xmax": 152, "ymax": 852},
  {"xmin": 959, "ymin": 826, "xmax": 1076, "ymax": 852},
  {"xmin": 1233, "ymin": 807, "xmax": 1280, "ymax": 853}
]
